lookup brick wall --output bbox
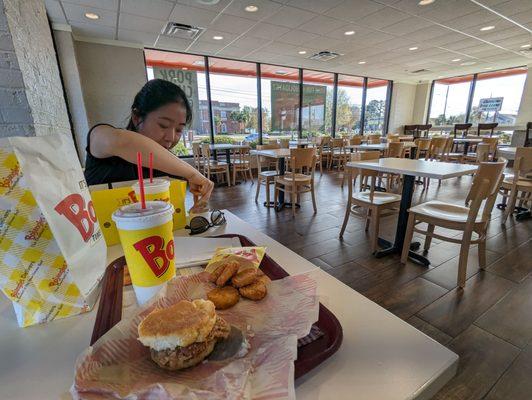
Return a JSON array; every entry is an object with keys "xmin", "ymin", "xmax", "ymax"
[{"xmin": 0, "ymin": 0, "xmax": 70, "ymax": 138}]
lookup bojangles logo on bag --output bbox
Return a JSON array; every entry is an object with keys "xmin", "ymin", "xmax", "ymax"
[
  {"xmin": 0, "ymin": 164, "xmax": 21, "ymax": 190},
  {"xmin": 54, "ymin": 193, "xmax": 101, "ymax": 243},
  {"xmin": 133, "ymin": 235, "xmax": 174, "ymax": 277}
]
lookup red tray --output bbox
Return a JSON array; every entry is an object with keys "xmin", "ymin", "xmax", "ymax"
[{"xmin": 91, "ymin": 234, "xmax": 343, "ymax": 379}]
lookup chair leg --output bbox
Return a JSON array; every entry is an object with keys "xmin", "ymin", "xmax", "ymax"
[
  {"xmin": 226, "ymin": 167, "xmax": 231, "ymax": 187},
  {"xmin": 370, "ymin": 208, "xmax": 380, "ymax": 253},
  {"xmin": 274, "ymin": 184, "xmax": 279, "ymax": 206},
  {"xmin": 365, "ymin": 208, "xmax": 371, "ymax": 232},
  {"xmin": 478, "ymin": 237, "xmax": 487, "ymax": 270},
  {"xmin": 311, "ymin": 183, "xmax": 317, "ymax": 213},
  {"xmin": 292, "ymin": 186, "xmax": 296, "ymax": 218},
  {"xmin": 400, "ymin": 213, "xmax": 416, "ymax": 264},
  {"xmin": 265, "ymin": 180, "xmax": 271, "ymax": 206},
  {"xmin": 457, "ymin": 231, "xmax": 472, "ymax": 288},
  {"xmin": 424, "ymin": 224, "xmax": 435, "ymax": 251},
  {"xmin": 339, "ymin": 198, "xmax": 351, "ymax": 238},
  {"xmin": 255, "ymin": 177, "xmax": 261, "ymax": 202},
  {"xmin": 502, "ymin": 190, "xmax": 518, "ymax": 223}
]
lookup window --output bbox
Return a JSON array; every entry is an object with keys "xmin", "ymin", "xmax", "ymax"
[
  {"xmin": 469, "ymin": 67, "xmax": 527, "ymax": 126},
  {"xmin": 364, "ymin": 79, "xmax": 389, "ymax": 134},
  {"xmin": 336, "ymin": 75, "xmax": 364, "ymax": 136},
  {"xmin": 260, "ymin": 64, "xmax": 300, "ymax": 141},
  {"xmin": 144, "ymin": 50, "xmax": 209, "ymax": 156},
  {"xmin": 428, "ymin": 75, "xmax": 473, "ymax": 126},
  {"xmin": 301, "ymin": 70, "xmax": 334, "ymax": 138},
  {"xmin": 208, "ymin": 58, "xmax": 258, "ymax": 144}
]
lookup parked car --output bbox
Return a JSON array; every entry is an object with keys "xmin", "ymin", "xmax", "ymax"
[{"xmin": 244, "ymin": 133, "xmax": 269, "ymax": 142}]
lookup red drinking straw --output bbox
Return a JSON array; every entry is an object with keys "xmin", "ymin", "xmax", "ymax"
[
  {"xmin": 136, "ymin": 152, "xmax": 146, "ymax": 209},
  {"xmin": 149, "ymin": 152, "xmax": 153, "ymax": 183}
]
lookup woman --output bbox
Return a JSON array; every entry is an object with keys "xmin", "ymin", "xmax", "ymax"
[{"xmin": 84, "ymin": 79, "xmax": 213, "ymax": 209}]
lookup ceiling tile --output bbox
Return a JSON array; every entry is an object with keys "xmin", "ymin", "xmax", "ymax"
[
  {"xmin": 60, "ymin": 0, "xmax": 118, "ymax": 12},
  {"xmin": 492, "ymin": 0, "xmax": 532, "ymax": 15},
  {"xmin": 286, "ymin": 0, "xmax": 344, "ymax": 14},
  {"xmin": 62, "ymin": 2, "xmax": 117, "ymax": 27},
  {"xmin": 297, "ymin": 15, "xmax": 346, "ymax": 35},
  {"xmin": 384, "ymin": 16, "xmax": 433, "ymax": 36},
  {"xmin": 189, "ymin": 41, "xmax": 225, "ymax": 54},
  {"xmin": 45, "ymin": 0, "xmax": 67, "ymax": 23},
  {"xmin": 264, "ymin": 6, "xmax": 317, "ymax": 28},
  {"xmin": 120, "ymin": 0, "xmax": 174, "ymax": 20},
  {"xmin": 406, "ymin": 25, "xmax": 455, "ymax": 41},
  {"xmin": 247, "ymin": 22, "xmax": 291, "ymax": 40},
  {"xmin": 230, "ymin": 36, "xmax": 271, "ymax": 51},
  {"xmin": 325, "ymin": 0, "xmax": 386, "ymax": 22},
  {"xmin": 198, "ymin": 29, "xmax": 238, "ymax": 44},
  {"xmin": 420, "ymin": 0, "xmax": 480, "ymax": 23},
  {"xmin": 155, "ymin": 35, "xmax": 194, "ymax": 51},
  {"xmin": 258, "ymin": 41, "xmax": 299, "ymax": 55},
  {"xmin": 71, "ymin": 21, "xmax": 116, "ymax": 38},
  {"xmin": 355, "ymin": 7, "xmax": 410, "ymax": 30},
  {"xmin": 175, "ymin": 0, "xmax": 231, "ymax": 12},
  {"xmin": 216, "ymin": 46, "xmax": 251, "ymax": 58},
  {"xmin": 169, "ymin": 4, "xmax": 218, "ymax": 27},
  {"xmin": 277, "ymin": 29, "xmax": 319, "ymax": 46},
  {"xmin": 223, "ymin": 0, "xmax": 283, "ymax": 21},
  {"xmin": 119, "ymin": 14, "xmax": 166, "ymax": 33},
  {"xmin": 209, "ymin": 14, "xmax": 256, "ymax": 34},
  {"xmin": 324, "ymin": 24, "xmax": 374, "ymax": 40},
  {"xmin": 117, "ymin": 29, "xmax": 158, "ymax": 45}
]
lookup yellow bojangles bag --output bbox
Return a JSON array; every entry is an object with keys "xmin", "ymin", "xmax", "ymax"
[
  {"xmin": 0, "ymin": 135, "xmax": 107, "ymax": 327},
  {"xmin": 90, "ymin": 178, "xmax": 187, "ymax": 247}
]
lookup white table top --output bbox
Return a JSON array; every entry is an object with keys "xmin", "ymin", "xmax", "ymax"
[
  {"xmin": 347, "ymin": 158, "xmax": 478, "ymax": 179},
  {"xmin": 347, "ymin": 142, "xmax": 416, "ymax": 150},
  {"xmin": 209, "ymin": 144, "xmax": 249, "ymax": 150},
  {"xmin": 0, "ymin": 211, "xmax": 458, "ymax": 400},
  {"xmin": 497, "ymin": 147, "xmax": 516, "ymax": 160},
  {"xmin": 452, "ymin": 138, "xmax": 483, "ymax": 143},
  {"xmin": 251, "ymin": 148, "xmax": 291, "ymax": 158}
]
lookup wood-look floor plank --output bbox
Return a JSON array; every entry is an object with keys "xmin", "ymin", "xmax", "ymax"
[
  {"xmin": 433, "ymin": 326, "xmax": 520, "ymax": 400},
  {"xmin": 417, "ymin": 271, "xmax": 515, "ymax": 337},
  {"xmin": 475, "ymin": 276, "xmax": 532, "ymax": 348},
  {"xmin": 487, "ymin": 240, "xmax": 532, "ymax": 283},
  {"xmin": 325, "ymin": 261, "xmax": 371, "ymax": 283},
  {"xmin": 407, "ymin": 315, "xmax": 453, "ymax": 346}
]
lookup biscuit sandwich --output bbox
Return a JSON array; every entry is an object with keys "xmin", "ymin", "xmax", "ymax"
[{"xmin": 138, "ymin": 299, "xmax": 230, "ymax": 370}]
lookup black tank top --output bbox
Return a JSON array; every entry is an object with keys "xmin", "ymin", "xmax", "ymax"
[{"xmin": 84, "ymin": 124, "xmax": 169, "ymax": 186}]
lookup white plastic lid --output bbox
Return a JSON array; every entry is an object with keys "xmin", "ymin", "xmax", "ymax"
[
  {"xmin": 112, "ymin": 201, "xmax": 174, "ymax": 230},
  {"xmin": 132, "ymin": 178, "xmax": 170, "ymax": 195}
]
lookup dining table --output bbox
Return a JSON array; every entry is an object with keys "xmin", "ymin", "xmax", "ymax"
[
  {"xmin": 0, "ymin": 211, "xmax": 459, "ymax": 400},
  {"xmin": 209, "ymin": 143, "xmax": 249, "ymax": 165},
  {"xmin": 347, "ymin": 142, "xmax": 418, "ymax": 158},
  {"xmin": 452, "ymin": 137, "xmax": 483, "ymax": 155},
  {"xmin": 289, "ymin": 139, "xmax": 311, "ymax": 148},
  {"xmin": 345, "ymin": 158, "xmax": 478, "ymax": 266},
  {"xmin": 250, "ymin": 148, "xmax": 292, "ymax": 211}
]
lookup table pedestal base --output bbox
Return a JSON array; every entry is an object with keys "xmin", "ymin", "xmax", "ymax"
[{"xmin": 374, "ymin": 238, "xmax": 428, "ymax": 265}]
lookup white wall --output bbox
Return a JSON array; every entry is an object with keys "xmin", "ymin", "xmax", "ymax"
[
  {"xmin": 412, "ymin": 82, "xmax": 431, "ymax": 125},
  {"xmin": 75, "ymin": 41, "xmax": 147, "ymax": 130},
  {"xmin": 0, "ymin": 0, "xmax": 70, "ymax": 138},
  {"xmin": 516, "ymin": 64, "xmax": 532, "ymax": 126},
  {"xmin": 387, "ymin": 82, "xmax": 416, "ymax": 133}
]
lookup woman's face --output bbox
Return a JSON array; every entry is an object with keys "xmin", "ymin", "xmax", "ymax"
[{"xmin": 133, "ymin": 102, "xmax": 187, "ymax": 149}]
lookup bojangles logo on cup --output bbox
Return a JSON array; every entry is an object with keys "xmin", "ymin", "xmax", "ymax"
[
  {"xmin": 133, "ymin": 235, "xmax": 174, "ymax": 277},
  {"xmin": 54, "ymin": 193, "xmax": 98, "ymax": 242}
]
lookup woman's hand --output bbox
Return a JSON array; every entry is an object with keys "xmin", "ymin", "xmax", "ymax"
[{"xmin": 188, "ymin": 171, "xmax": 214, "ymax": 212}]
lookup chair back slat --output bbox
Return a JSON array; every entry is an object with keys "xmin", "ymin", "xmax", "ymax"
[
  {"xmin": 290, "ymin": 148, "xmax": 316, "ymax": 171},
  {"xmin": 514, "ymin": 147, "xmax": 532, "ymax": 177},
  {"xmin": 466, "ymin": 160, "xmax": 507, "ymax": 203},
  {"xmin": 387, "ymin": 142, "xmax": 404, "ymax": 158},
  {"xmin": 475, "ymin": 143, "xmax": 491, "ymax": 163},
  {"xmin": 478, "ymin": 123, "xmax": 498, "ymax": 137},
  {"xmin": 349, "ymin": 136, "xmax": 363, "ymax": 146},
  {"xmin": 367, "ymin": 134, "xmax": 381, "ymax": 144},
  {"xmin": 279, "ymin": 139, "xmax": 290, "ymax": 148},
  {"xmin": 427, "ymin": 137, "xmax": 448, "ymax": 160}
]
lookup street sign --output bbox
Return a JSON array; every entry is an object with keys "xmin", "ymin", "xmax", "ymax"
[{"xmin": 478, "ymin": 97, "xmax": 503, "ymax": 112}]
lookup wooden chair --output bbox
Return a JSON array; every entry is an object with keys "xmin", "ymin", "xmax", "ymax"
[
  {"xmin": 340, "ymin": 151, "xmax": 401, "ymax": 252},
  {"xmin": 316, "ymin": 136, "xmax": 331, "ymax": 174},
  {"xmin": 279, "ymin": 138, "xmax": 290, "ymax": 149},
  {"xmin": 328, "ymin": 137, "xmax": 348, "ymax": 170},
  {"xmin": 477, "ymin": 123, "xmax": 498, "ymax": 137},
  {"xmin": 384, "ymin": 142, "xmax": 405, "ymax": 190},
  {"xmin": 256, "ymin": 143, "xmax": 280, "ymax": 171},
  {"xmin": 414, "ymin": 138, "xmax": 431, "ymax": 159},
  {"xmin": 526, "ymin": 122, "xmax": 531, "ymax": 147},
  {"xmin": 367, "ymin": 134, "xmax": 381, "ymax": 144},
  {"xmin": 255, "ymin": 144, "xmax": 280, "ymax": 207},
  {"xmin": 231, "ymin": 146, "xmax": 253, "ymax": 185},
  {"xmin": 423, "ymin": 137, "xmax": 449, "ymax": 187},
  {"xmin": 464, "ymin": 137, "xmax": 498, "ymax": 163},
  {"xmin": 191, "ymin": 142, "xmax": 204, "ymax": 173},
  {"xmin": 416, "ymin": 124, "xmax": 432, "ymax": 138},
  {"xmin": 463, "ymin": 143, "xmax": 490, "ymax": 164},
  {"xmin": 404, "ymin": 125, "xmax": 418, "ymax": 137},
  {"xmin": 387, "ymin": 133, "xmax": 400, "ymax": 143},
  {"xmin": 349, "ymin": 136, "xmax": 363, "ymax": 146},
  {"xmin": 452, "ymin": 123, "xmax": 473, "ymax": 152},
  {"xmin": 501, "ymin": 147, "xmax": 532, "ymax": 223},
  {"xmin": 401, "ymin": 159, "xmax": 507, "ymax": 288},
  {"xmin": 274, "ymin": 148, "xmax": 317, "ymax": 217},
  {"xmin": 201, "ymin": 143, "xmax": 231, "ymax": 186}
]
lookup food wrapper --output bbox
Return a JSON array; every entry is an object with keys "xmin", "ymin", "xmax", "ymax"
[
  {"xmin": 71, "ymin": 270, "xmax": 319, "ymax": 399},
  {"xmin": 205, "ymin": 247, "xmax": 266, "ymax": 274}
]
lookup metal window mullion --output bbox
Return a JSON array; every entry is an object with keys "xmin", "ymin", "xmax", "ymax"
[
  {"xmin": 465, "ymin": 74, "xmax": 477, "ymax": 123},
  {"xmin": 298, "ymin": 68, "xmax": 303, "ymax": 139},
  {"xmin": 331, "ymin": 73, "xmax": 338, "ymax": 138},
  {"xmin": 426, "ymin": 80, "xmax": 435, "ymax": 124},
  {"xmin": 383, "ymin": 80, "xmax": 393, "ymax": 135},
  {"xmin": 204, "ymin": 55, "xmax": 215, "ymax": 144},
  {"xmin": 256, "ymin": 63, "xmax": 263, "ymax": 145},
  {"xmin": 360, "ymin": 77, "xmax": 368, "ymax": 135}
]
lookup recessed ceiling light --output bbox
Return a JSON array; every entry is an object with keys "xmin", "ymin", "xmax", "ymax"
[
  {"xmin": 409, "ymin": 47, "xmax": 419, "ymax": 51},
  {"xmin": 213, "ymin": 35, "xmax": 224, "ymax": 40},
  {"xmin": 437, "ymin": 75, "xmax": 444, "ymax": 78},
  {"xmin": 418, "ymin": 0, "xmax": 435, "ymax": 5},
  {"xmin": 480, "ymin": 25, "xmax": 495, "ymax": 31},
  {"xmin": 245, "ymin": 5, "xmax": 258, "ymax": 12},
  {"xmin": 275, "ymin": 70, "xmax": 288, "ymax": 75},
  {"xmin": 344, "ymin": 30, "xmax": 355, "ymax": 36},
  {"xmin": 196, "ymin": 0, "xmax": 220, "ymax": 4},
  {"xmin": 84, "ymin": 12, "xmax": 99, "ymax": 20},
  {"xmin": 451, "ymin": 58, "xmax": 461, "ymax": 62},
  {"xmin": 358, "ymin": 61, "xmax": 366, "ymax": 64},
  {"xmin": 298, "ymin": 50, "xmax": 307, "ymax": 54},
  {"xmin": 461, "ymin": 61, "xmax": 476, "ymax": 66},
  {"xmin": 484, "ymin": 67, "xmax": 493, "ymax": 70},
  {"xmin": 521, "ymin": 44, "xmax": 531, "ymax": 48}
]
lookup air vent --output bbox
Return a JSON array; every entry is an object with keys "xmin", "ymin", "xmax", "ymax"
[
  {"xmin": 409, "ymin": 69, "xmax": 430, "ymax": 74},
  {"xmin": 162, "ymin": 22, "xmax": 204, "ymax": 40},
  {"xmin": 309, "ymin": 51, "xmax": 340, "ymax": 61}
]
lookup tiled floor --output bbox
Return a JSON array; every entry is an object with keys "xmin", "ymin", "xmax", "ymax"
[{"xmin": 207, "ymin": 168, "xmax": 532, "ymax": 400}]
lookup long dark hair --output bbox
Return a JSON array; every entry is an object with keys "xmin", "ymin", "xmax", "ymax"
[{"xmin": 126, "ymin": 79, "xmax": 192, "ymax": 131}]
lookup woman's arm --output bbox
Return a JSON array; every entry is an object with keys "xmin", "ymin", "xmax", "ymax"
[{"xmin": 90, "ymin": 125, "xmax": 213, "ymax": 207}]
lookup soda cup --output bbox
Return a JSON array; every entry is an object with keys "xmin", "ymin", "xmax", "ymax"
[
  {"xmin": 112, "ymin": 201, "xmax": 175, "ymax": 305},
  {"xmin": 132, "ymin": 178, "xmax": 170, "ymax": 203}
]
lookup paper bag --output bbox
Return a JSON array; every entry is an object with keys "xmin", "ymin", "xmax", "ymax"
[
  {"xmin": 91, "ymin": 179, "xmax": 187, "ymax": 246},
  {"xmin": 0, "ymin": 135, "xmax": 107, "ymax": 327}
]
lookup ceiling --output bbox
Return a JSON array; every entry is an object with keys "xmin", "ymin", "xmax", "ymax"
[{"xmin": 45, "ymin": 0, "xmax": 532, "ymax": 83}]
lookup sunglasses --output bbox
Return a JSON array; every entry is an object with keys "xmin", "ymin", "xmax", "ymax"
[{"xmin": 185, "ymin": 210, "xmax": 226, "ymax": 235}]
